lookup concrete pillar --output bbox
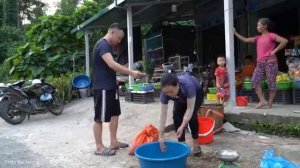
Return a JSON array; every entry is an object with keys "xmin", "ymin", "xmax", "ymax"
[
  {"xmin": 84, "ymin": 31, "xmax": 90, "ymax": 77},
  {"xmin": 127, "ymin": 5, "xmax": 134, "ymax": 86},
  {"xmin": 224, "ymin": 0, "xmax": 236, "ymax": 107}
]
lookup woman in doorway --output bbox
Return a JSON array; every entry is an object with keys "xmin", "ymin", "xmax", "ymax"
[
  {"xmin": 158, "ymin": 70, "xmax": 203, "ymax": 156},
  {"xmin": 234, "ymin": 18, "xmax": 288, "ymax": 108},
  {"xmin": 236, "ymin": 55, "xmax": 256, "ymax": 81}
]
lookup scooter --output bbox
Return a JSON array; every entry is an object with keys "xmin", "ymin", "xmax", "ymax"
[{"xmin": 0, "ymin": 79, "xmax": 64, "ymax": 125}]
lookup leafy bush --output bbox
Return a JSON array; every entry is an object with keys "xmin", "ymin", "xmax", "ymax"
[
  {"xmin": 234, "ymin": 122, "xmax": 300, "ymax": 138},
  {"xmin": 0, "ymin": 61, "xmax": 13, "ymax": 83},
  {"xmin": 46, "ymin": 71, "xmax": 85, "ymax": 104},
  {"xmin": 6, "ymin": 1, "xmax": 104, "ymax": 79}
]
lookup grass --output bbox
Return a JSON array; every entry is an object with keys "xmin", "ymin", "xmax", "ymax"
[{"xmin": 233, "ymin": 122, "xmax": 300, "ymax": 138}]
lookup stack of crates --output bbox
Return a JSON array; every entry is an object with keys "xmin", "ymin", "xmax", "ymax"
[
  {"xmin": 207, "ymin": 87, "xmax": 217, "ymax": 102},
  {"xmin": 239, "ymin": 89, "xmax": 260, "ymax": 103},
  {"xmin": 293, "ymin": 80, "xmax": 300, "ymax": 104},
  {"xmin": 264, "ymin": 90, "xmax": 293, "ymax": 104},
  {"xmin": 132, "ymin": 91, "xmax": 155, "ymax": 104},
  {"xmin": 293, "ymin": 89, "xmax": 300, "ymax": 104},
  {"xmin": 240, "ymin": 80, "xmax": 269, "ymax": 103},
  {"xmin": 125, "ymin": 91, "xmax": 133, "ymax": 102},
  {"xmin": 124, "ymin": 83, "xmax": 155, "ymax": 104},
  {"xmin": 125, "ymin": 91, "xmax": 155, "ymax": 104},
  {"xmin": 154, "ymin": 89, "xmax": 161, "ymax": 97},
  {"xmin": 153, "ymin": 83, "xmax": 161, "ymax": 97}
]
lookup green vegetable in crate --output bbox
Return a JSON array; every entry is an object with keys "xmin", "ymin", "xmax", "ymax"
[
  {"xmin": 154, "ymin": 83, "xmax": 161, "ymax": 90},
  {"xmin": 276, "ymin": 73, "xmax": 290, "ymax": 82}
]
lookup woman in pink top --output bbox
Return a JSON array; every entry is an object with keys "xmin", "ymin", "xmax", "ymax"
[{"xmin": 234, "ymin": 18, "xmax": 288, "ymax": 109}]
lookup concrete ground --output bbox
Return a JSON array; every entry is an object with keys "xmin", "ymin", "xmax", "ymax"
[{"xmin": 0, "ymin": 98, "xmax": 299, "ymax": 168}]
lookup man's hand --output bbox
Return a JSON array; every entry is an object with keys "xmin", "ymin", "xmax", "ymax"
[
  {"xmin": 130, "ymin": 71, "xmax": 146, "ymax": 79},
  {"xmin": 158, "ymin": 137, "xmax": 166, "ymax": 152}
]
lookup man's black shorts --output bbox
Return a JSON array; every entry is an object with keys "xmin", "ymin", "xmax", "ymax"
[{"xmin": 93, "ymin": 89, "xmax": 121, "ymax": 123}]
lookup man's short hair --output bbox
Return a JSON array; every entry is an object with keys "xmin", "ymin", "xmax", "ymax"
[{"xmin": 109, "ymin": 23, "xmax": 121, "ymax": 30}]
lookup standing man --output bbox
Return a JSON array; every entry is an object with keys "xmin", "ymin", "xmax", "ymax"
[{"xmin": 92, "ymin": 23, "xmax": 144, "ymax": 156}]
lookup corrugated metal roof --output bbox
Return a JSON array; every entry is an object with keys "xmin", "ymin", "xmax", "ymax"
[{"xmin": 71, "ymin": 0, "xmax": 194, "ymax": 33}]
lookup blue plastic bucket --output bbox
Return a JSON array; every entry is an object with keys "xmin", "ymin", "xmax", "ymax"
[
  {"xmin": 134, "ymin": 141, "xmax": 191, "ymax": 168},
  {"xmin": 72, "ymin": 75, "xmax": 91, "ymax": 89}
]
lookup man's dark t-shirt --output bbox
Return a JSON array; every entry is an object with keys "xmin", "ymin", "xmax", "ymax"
[{"xmin": 92, "ymin": 38, "xmax": 117, "ymax": 90}]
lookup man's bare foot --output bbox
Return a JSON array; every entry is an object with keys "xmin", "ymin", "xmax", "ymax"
[
  {"xmin": 255, "ymin": 101, "xmax": 267, "ymax": 109},
  {"xmin": 263, "ymin": 102, "xmax": 272, "ymax": 109}
]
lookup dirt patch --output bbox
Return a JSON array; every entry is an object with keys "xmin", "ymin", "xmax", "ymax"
[{"xmin": 187, "ymin": 151, "xmax": 220, "ymax": 168}]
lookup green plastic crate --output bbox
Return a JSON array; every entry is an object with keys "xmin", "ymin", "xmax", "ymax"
[
  {"xmin": 243, "ymin": 81, "xmax": 267, "ymax": 90},
  {"xmin": 208, "ymin": 87, "xmax": 216, "ymax": 94},
  {"xmin": 243, "ymin": 82, "xmax": 252, "ymax": 91},
  {"xmin": 125, "ymin": 83, "xmax": 153, "ymax": 91},
  {"xmin": 276, "ymin": 81, "xmax": 291, "ymax": 91},
  {"xmin": 125, "ymin": 83, "xmax": 143, "ymax": 91}
]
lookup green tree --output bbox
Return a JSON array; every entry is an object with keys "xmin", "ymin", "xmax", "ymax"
[
  {"xmin": 18, "ymin": 0, "xmax": 47, "ymax": 26},
  {"xmin": 1, "ymin": 0, "xmax": 46, "ymax": 28},
  {"xmin": 6, "ymin": 0, "xmax": 103, "ymax": 79},
  {"xmin": 56, "ymin": 0, "xmax": 80, "ymax": 15},
  {"xmin": 1, "ymin": 0, "xmax": 13, "ymax": 26},
  {"xmin": 8, "ymin": 0, "xmax": 18, "ymax": 27},
  {"xmin": 93, "ymin": 0, "xmax": 113, "ymax": 6},
  {"xmin": 56, "ymin": 0, "xmax": 113, "ymax": 16},
  {"xmin": 0, "ymin": 0, "xmax": 4, "ymax": 27}
]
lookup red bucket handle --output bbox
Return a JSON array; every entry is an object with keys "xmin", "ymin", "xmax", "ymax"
[
  {"xmin": 198, "ymin": 120, "xmax": 215, "ymax": 137},
  {"xmin": 205, "ymin": 109, "xmax": 224, "ymax": 118},
  {"xmin": 238, "ymin": 96, "xmax": 248, "ymax": 103}
]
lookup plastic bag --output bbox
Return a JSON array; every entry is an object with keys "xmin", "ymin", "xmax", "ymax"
[
  {"xmin": 260, "ymin": 149, "xmax": 300, "ymax": 168},
  {"xmin": 128, "ymin": 124, "xmax": 159, "ymax": 155}
]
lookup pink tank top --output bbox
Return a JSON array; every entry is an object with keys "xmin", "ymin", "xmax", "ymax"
[{"xmin": 255, "ymin": 32, "xmax": 277, "ymax": 62}]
